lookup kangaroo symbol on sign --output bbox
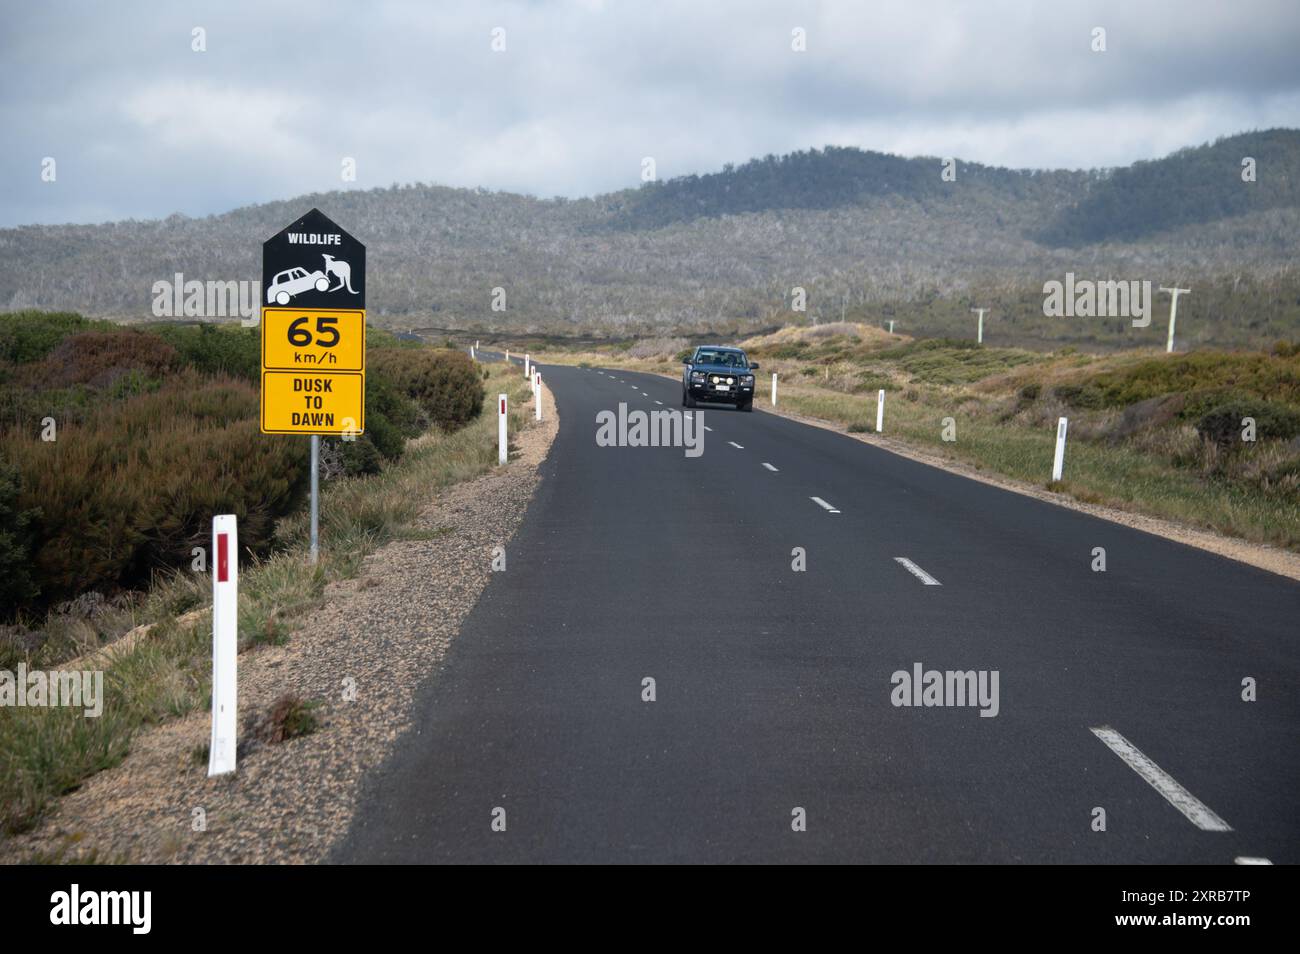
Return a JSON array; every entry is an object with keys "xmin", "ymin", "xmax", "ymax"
[{"xmin": 321, "ymin": 254, "xmax": 357, "ymax": 294}]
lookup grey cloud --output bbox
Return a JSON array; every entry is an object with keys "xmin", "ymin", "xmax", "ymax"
[{"xmin": 2, "ymin": 0, "xmax": 1298, "ymax": 226}]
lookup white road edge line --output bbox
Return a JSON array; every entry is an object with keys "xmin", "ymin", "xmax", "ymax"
[
  {"xmin": 762, "ymin": 462, "xmax": 778, "ymax": 471},
  {"xmin": 1090, "ymin": 726, "xmax": 1232, "ymax": 832},
  {"xmin": 893, "ymin": 557, "xmax": 941, "ymax": 586},
  {"xmin": 728, "ymin": 441, "xmax": 744, "ymax": 449},
  {"xmin": 810, "ymin": 496, "xmax": 840, "ymax": 514}
]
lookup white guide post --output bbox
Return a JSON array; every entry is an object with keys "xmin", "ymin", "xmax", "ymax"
[
  {"xmin": 1052, "ymin": 417, "xmax": 1068, "ymax": 482},
  {"xmin": 208, "ymin": 514, "xmax": 238, "ymax": 777},
  {"xmin": 498, "ymin": 394, "xmax": 508, "ymax": 465}
]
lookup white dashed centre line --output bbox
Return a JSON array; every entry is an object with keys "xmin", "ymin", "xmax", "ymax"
[
  {"xmin": 1090, "ymin": 726, "xmax": 1232, "ymax": 832},
  {"xmin": 1235, "ymin": 857, "xmax": 1273, "ymax": 865},
  {"xmin": 893, "ymin": 557, "xmax": 941, "ymax": 586},
  {"xmin": 703, "ymin": 426, "xmax": 712, "ymax": 432},
  {"xmin": 728, "ymin": 441, "xmax": 744, "ymax": 449},
  {"xmin": 654, "ymin": 400, "xmax": 663, "ymax": 405},
  {"xmin": 762, "ymin": 463, "xmax": 778, "ymax": 471},
  {"xmin": 810, "ymin": 496, "xmax": 840, "ymax": 514}
]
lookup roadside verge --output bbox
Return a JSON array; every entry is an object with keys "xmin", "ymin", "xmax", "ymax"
[{"xmin": 0, "ymin": 370, "xmax": 558, "ymax": 863}]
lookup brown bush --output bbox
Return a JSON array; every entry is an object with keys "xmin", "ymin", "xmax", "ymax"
[
  {"xmin": 5, "ymin": 374, "xmax": 309, "ymax": 606},
  {"xmin": 21, "ymin": 329, "xmax": 179, "ymax": 390},
  {"xmin": 368, "ymin": 348, "xmax": 484, "ymax": 432}
]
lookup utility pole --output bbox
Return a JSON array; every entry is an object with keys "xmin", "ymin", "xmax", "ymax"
[{"xmin": 1159, "ymin": 287, "xmax": 1191, "ymax": 353}]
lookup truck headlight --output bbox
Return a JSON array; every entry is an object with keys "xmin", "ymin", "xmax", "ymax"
[
  {"xmin": 741, "ymin": 375, "xmax": 754, "ymax": 386},
  {"xmin": 690, "ymin": 371, "xmax": 705, "ymax": 383}
]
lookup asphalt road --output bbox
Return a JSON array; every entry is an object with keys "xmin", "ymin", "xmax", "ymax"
[{"xmin": 336, "ymin": 353, "xmax": 1299, "ymax": 863}]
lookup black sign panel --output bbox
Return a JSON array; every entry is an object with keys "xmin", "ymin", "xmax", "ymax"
[{"xmin": 262, "ymin": 208, "xmax": 365, "ymax": 310}]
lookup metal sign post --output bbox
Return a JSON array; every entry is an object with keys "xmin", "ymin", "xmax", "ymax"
[{"xmin": 310, "ymin": 435, "xmax": 320, "ymax": 563}]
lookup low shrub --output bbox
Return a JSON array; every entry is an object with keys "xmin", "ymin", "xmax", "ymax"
[
  {"xmin": 4, "ymin": 375, "xmax": 309, "ymax": 607},
  {"xmin": 876, "ymin": 338, "xmax": 982, "ymax": 360},
  {"xmin": 1110, "ymin": 394, "xmax": 1186, "ymax": 442},
  {"xmin": 1194, "ymin": 396, "xmax": 1300, "ymax": 448},
  {"xmin": 0, "ymin": 462, "xmax": 40, "ymax": 611},
  {"xmin": 853, "ymin": 371, "xmax": 892, "ymax": 392},
  {"xmin": 1052, "ymin": 383, "xmax": 1107, "ymax": 410},
  {"xmin": 1084, "ymin": 351, "xmax": 1300, "ymax": 408},
  {"xmin": 151, "ymin": 323, "xmax": 260, "ymax": 382},
  {"xmin": 21, "ymin": 330, "xmax": 178, "ymax": 390},
  {"xmin": 769, "ymin": 343, "xmax": 810, "ymax": 359},
  {"xmin": 365, "ymin": 326, "xmax": 424, "ymax": 351},
  {"xmin": 331, "ymin": 435, "xmax": 385, "ymax": 477},
  {"xmin": 0, "ymin": 311, "xmax": 106, "ymax": 364},
  {"xmin": 368, "ymin": 348, "xmax": 484, "ymax": 432}
]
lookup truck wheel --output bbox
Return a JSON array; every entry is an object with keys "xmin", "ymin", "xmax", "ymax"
[
  {"xmin": 739, "ymin": 399, "xmax": 753, "ymax": 412},
  {"xmin": 683, "ymin": 389, "xmax": 697, "ymax": 408}
]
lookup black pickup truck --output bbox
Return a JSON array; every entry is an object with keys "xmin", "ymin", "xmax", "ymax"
[{"xmin": 682, "ymin": 345, "xmax": 759, "ymax": 411}]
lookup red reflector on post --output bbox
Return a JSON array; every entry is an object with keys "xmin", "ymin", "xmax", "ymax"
[
  {"xmin": 217, "ymin": 533, "xmax": 229, "ymax": 582},
  {"xmin": 500, "ymin": 398, "xmax": 506, "ymax": 414}
]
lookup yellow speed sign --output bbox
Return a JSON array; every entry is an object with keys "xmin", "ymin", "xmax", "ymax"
[
  {"xmin": 260, "ymin": 307, "xmax": 365, "ymax": 435},
  {"xmin": 260, "ymin": 371, "xmax": 364, "ymax": 436},
  {"xmin": 262, "ymin": 307, "xmax": 365, "ymax": 372}
]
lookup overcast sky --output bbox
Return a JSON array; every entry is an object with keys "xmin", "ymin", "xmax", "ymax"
[{"xmin": 3, "ymin": 0, "xmax": 1299, "ymax": 227}]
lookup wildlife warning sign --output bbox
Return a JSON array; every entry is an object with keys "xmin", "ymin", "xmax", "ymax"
[{"xmin": 260, "ymin": 208, "xmax": 365, "ymax": 435}]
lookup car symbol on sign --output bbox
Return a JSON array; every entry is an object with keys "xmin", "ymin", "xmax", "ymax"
[{"xmin": 266, "ymin": 267, "xmax": 330, "ymax": 305}]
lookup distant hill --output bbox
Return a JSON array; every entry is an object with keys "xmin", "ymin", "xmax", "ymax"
[
  {"xmin": 1, "ymin": 131, "xmax": 1298, "ymax": 337},
  {"xmin": 613, "ymin": 145, "xmax": 1090, "ymax": 230},
  {"xmin": 1035, "ymin": 128, "xmax": 1300, "ymax": 246}
]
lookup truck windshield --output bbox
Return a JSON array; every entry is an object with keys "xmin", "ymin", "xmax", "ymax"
[{"xmin": 695, "ymin": 350, "xmax": 748, "ymax": 368}]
